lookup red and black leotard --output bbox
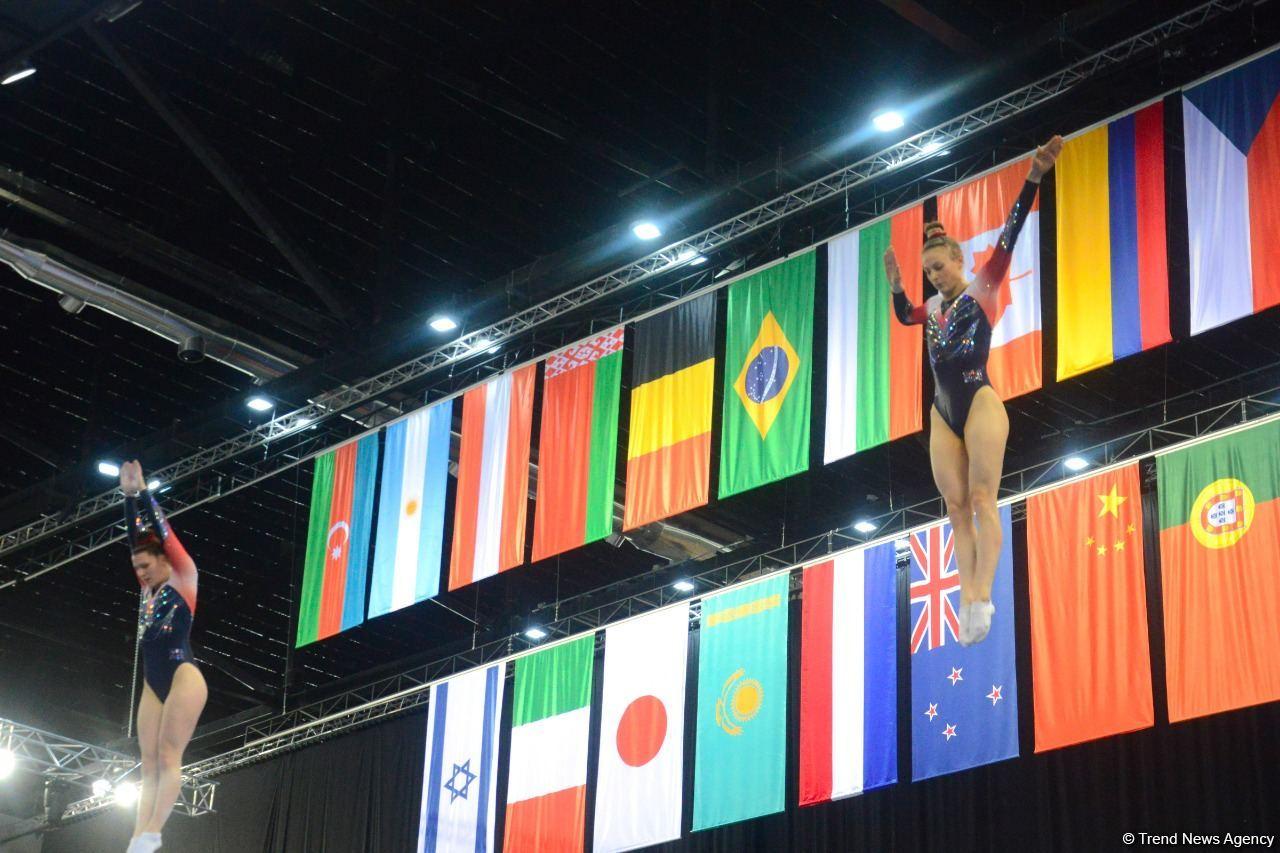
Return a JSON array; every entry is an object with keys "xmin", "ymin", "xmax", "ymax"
[
  {"xmin": 126, "ymin": 489, "xmax": 198, "ymax": 702},
  {"xmin": 892, "ymin": 179, "xmax": 1039, "ymax": 437}
]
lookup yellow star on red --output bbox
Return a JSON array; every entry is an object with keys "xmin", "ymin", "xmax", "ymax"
[{"xmin": 1097, "ymin": 485, "xmax": 1127, "ymax": 518}]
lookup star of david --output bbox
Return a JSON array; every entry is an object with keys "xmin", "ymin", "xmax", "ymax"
[{"xmin": 443, "ymin": 759, "xmax": 478, "ymax": 803}]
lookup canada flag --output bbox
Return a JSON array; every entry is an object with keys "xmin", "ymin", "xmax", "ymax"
[{"xmin": 938, "ymin": 158, "xmax": 1043, "ymax": 400}]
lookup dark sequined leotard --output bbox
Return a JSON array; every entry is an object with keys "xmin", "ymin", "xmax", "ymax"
[
  {"xmin": 126, "ymin": 489, "xmax": 198, "ymax": 703},
  {"xmin": 893, "ymin": 179, "xmax": 1040, "ymax": 436}
]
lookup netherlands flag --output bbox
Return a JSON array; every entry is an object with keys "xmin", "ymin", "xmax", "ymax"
[
  {"xmin": 448, "ymin": 364, "xmax": 536, "ymax": 591},
  {"xmin": 417, "ymin": 663, "xmax": 505, "ymax": 853},
  {"xmin": 1055, "ymin": 101, "xmax": 1170, "ymax": 380},
  {"xmin": 1182, "ymin": 47, "xmax": 1280, "ymax": 335},
  {"xmin": 798, "ymin": 544, "xmax": 898, "ymax": 805}
]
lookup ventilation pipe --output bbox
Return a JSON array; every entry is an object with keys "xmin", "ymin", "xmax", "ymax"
[{"xmin": 0, "ymin": 237, "xmax": 295, "ymax": 382}]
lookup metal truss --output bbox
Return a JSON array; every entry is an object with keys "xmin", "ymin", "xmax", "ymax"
[
  {"xmin": 0, "ymin": 718, "xmax": 216, "ymax": 820},
  {"xmin": 0, "ymin": 0, "xmax": 1245, "ymax": 564},
  {"xmin": 171, "ymin": 382, "xmax": 1280, "ymax": 781}
]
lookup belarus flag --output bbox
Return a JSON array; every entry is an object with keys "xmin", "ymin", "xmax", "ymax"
[
  {"xmin": 449, "ymin": 364, "xmax": 535, "ymax": 591},
  {"xmin": 593, "ymin": 605, "xmax": 688, "ymax": 853},
  {"xmin": 799, "ymin": 545, "xmax": 898, "ymax": 804},
  {"xmin": 937, "ymin": 158, "xmax": 1042, "ymax": 400},
  {"xmin": 417, "ymin": 663, "xmax": 504, "ymax": 853},
  {"xmin": 1182, "ymin": 47, "xmax": 1280, "ymax": 335}
]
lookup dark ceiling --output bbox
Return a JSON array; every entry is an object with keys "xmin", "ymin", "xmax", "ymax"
[{"xmin": 0, "ymin": 0, "xmax": 1277, "ymax": 764}]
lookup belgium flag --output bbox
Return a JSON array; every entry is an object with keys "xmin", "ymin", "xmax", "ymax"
[{"xmin": 623, "ymin": 292, "xmax": 716, "ymax": 530}]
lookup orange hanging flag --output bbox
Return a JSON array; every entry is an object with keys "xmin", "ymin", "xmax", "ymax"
[{"xmin": 1026, "ymin": 462, "xmax": 1154, "ymax": 751}]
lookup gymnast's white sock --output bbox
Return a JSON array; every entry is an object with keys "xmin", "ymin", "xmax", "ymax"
[
  {"xmin": 127, "ymin": 832, "xmax": 162, "ymax": 853},
  {"xmin": 969, "ymin": 600, "xmax": 995, "ymax": 645}
]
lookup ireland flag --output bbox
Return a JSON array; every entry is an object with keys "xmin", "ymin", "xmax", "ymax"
[{"xmin": 503, "ymin": 635, "xmax": 594, "ymax": 852}]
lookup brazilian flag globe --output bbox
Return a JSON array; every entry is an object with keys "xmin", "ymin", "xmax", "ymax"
[{"xmin": 719, "ymin": 251, "xmax": 815, "ymax": 498}]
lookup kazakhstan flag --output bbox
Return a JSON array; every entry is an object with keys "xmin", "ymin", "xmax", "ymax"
[
  {"xmin": 720, "ymin": 251, "xmax": 815, "ymax": 498},
  {"xmin": 693, "ymin": 573, "xmax": 789, "ymax": 830}
]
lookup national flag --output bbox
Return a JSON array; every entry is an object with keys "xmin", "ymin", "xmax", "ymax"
[
  {"xmin": 1157, "ymin": 418, "xmax": 1280, "ymax": 722},
  {"xmin": 417, "ymin": 663, "xmax": 505, "ymax": 853},
  {"xmin": 1026, "ymin": 463, "xmax": 1154, "ymax": 752},
  {"xmin": 623, "ymin": 293, "xmax": 715, "ymax": 529},
  {"xmin": 692, "ymin": 573, "xmax": 788, "ymax": 831},
  {"xmin": 936, "ymin": 158, "xmax": 1042, "ymax": 400},
  {"xmin": 798, "ymin": 545, "xmax": 897, "ymax": 806},
  {"xmin": 1182, "ymin": 48, "xmax": 1280, "ymax": 335},
  {"xmin": 909, "ymin": 507, "xmax": 1019, "ymax": 780},
  {"xmin": 593, "ymin": 605, "xmax": 688, "ymax": 853},
  {"xmin": 368, "ymin": 400, "xmax": 452, "ymax": 619},
  {"xmin": 532, "ymin": 327, "xmax": 624, "ymax": 562},
  {"xmin": 824, "ymin": 206, "xmax": 924, "ymax": 463},
  {"xmin": 504, "ymin": 635, "xmax": 594, "ymax": 853},
  {"xmin": 719, "ymin": 252, "xmax": 815, "ymax": 497},
  {"xmin": 449, "ymin": 364, "xmax": 536, "ymax": 591},
  {"xmin": 296, "ymin": 433, "xmax": 379, "ymax": 646},
  {"xmin": 1056, "ymin": 102, "xmax": 1170, "ymax": 380}
]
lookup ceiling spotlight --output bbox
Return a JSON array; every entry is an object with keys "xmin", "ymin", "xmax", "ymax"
[
  {"xmin": 872, "ymin": 110, "xmax": 905, "ymax": 132},
  {"xmin": 0, "ymin": 748, "xmax": 14, "ymax": 779},
  {"xmin": 429, "ymin": 316, "xmax": 458, "ymax": 333},
  {"xmin": 98, "ymin": 461, "xmax": 120, "ymax": 477},
  {"xmin": 921, "ymin": 140, "xmax": 945, "ymax": 155},
  {"xmin": 853, "ymin": 519, "xmax": 878, "ymax": 534},
  {"xmin": 632, "ymin": 221, "xmax": 661, "ymax": 240},
  {"xmin": 247, "ymin": 396, "xmax": 273, "ymax": 412},
  {"xmin": 113, "ymin": 781, "xmax": 138, "ymax": 807},
  {"xmin": 672, "ymin": 579, "xmax": 695, "ymax": 593},
  {"xmin": 524, "ymin": 626, "xmax": 547, "ymax": 641},
  {"xmin": 147, "ymin": 480, "xmax": 161, "ymax": 491},
  {"xmin": 92, "ymin": 779, "xmax": 112, "ymax": 797},
  {"xmin": 2, "ymin": 62, "xmax": 35, "ymax": 86},
  {"xmin": 1064, "ymin": 456, "xmax": 1090, "ymax": 472}
]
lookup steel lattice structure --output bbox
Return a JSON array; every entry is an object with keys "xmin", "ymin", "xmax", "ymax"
[
  {"xmin": 0, "ymin": 0, "xmax": 1246, "ymax": 576},
  {"xmin": 0, "ymin": 718, "xmax": 216, "ymax": 819}
]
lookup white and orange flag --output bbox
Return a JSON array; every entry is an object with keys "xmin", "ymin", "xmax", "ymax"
[{"xmin": 937, "ymin": 158, "xmax": 1042, "ymax": 400}]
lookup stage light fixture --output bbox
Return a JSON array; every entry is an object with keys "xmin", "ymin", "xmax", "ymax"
[
  {"xmin": 429, "ymin": 316, "xmax": 458, "ymax": 332},
  {"xmin": 247, "ymin": 396, "xmax": 273, "ymax": 412},
  {"xmin": 672, "ymin": 579, "xmax": 695, "ymax": 593},
  {"xmin": 147, "ymin": 480, "xmax": 161, "ymax": 491},
  {"xmin": 92, "ymin": 779, "xmax": 112, "ymax": 797},
  {"xmin": 98, "ymin": 461, "xmax": 120, "ymax": 477},
  {"xmin": 524, "ymin": 626, "xmax": 547, "ymax": 641},
  {"xmin": 2, "ymin": 62, "xmax": 35, "ymax": 86},
  {"xmin": 921, "ymin": 140, "xmax": 945, "ymax": 154},
  {"xmin": 872, "ymin": 110, "xmax": 904, "ymax": 132},
  {"xmin": 854, "ymin": 519, "xmax": 878, "ymax": 534},
  {"xmin": 1064, "ymin": 456, "xmax": 1090, "ymax": 472},
  {"xmin": 114, "ymin": 781, "xmax": 138, "ymax": 807},
  {"xmin": 676, "ymin": 248, "xmax": 707, "ymax": 266},
  {"xmin": 0, "ymin": 748, "xmax": 15, "ymax": 779},
  {"xmin": 632, "ymin": 221, "xmax": 661, "ymax": 240}
]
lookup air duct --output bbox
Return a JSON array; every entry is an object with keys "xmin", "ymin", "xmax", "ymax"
[{"xmin": 0, "ymin": 237, "xmax": 295, "ymax": 382}]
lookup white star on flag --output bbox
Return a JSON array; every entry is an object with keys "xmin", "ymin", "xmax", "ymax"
[
  {"xmin": 924, "ymin": 703, "xmax": 938, "ymax": 721},
  {"xmin": 986, "ymin": 685, "xmax": 1003, "ymax": 706},
  {"xmin": 942, "ymin": 723, "xmax": 957, "ymax": 741},
  {"xmin": 947, "ymin": 666, "xmax": 964, "ymax": 686}
]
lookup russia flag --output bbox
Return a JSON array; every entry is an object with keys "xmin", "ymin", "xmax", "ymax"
[{"xmin": 1182, "ymin": 47, "xmax": 1280, "ymax": 335}]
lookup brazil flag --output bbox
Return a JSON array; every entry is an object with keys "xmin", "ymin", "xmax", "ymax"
[{"xmin": 719, "ymin": 251, "xmax": 815, "ymax": 498}]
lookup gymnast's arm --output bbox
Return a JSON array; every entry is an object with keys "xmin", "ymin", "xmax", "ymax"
[
  {"xmin": 884, "ymin": 245, "xmax": 927, "ymax": 325},
  {"xmin": 976, "ymin": 135, "xmax": 1063, "ymax": 291},
  {"xmin": 123, "ymin": 461, "xmax": 197, "ymax": 610}
]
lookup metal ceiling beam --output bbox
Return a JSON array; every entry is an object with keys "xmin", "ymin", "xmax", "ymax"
[
  {"xmin": 0, "ymin": 0, "xmax": 1248, "ymax": 564},
  {"xmin": 83, "ymin": 22, "xmax": 353, "ymax": 322},
  {"xmin": 876, "ymin": 0, "xmax": 987, "ymax": 59},
  {"xmin": 0, "ymin": 162, "xmax": 335, "ymax": 345}
]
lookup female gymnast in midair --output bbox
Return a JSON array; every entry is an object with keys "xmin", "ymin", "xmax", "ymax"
[
  {"xmin": 884, "ymin": 135, "xmax": 1063, "ymax": 645},
  {"xmin": 119, "ymin": 460, "xmax": 207, "ymax": 853}
]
